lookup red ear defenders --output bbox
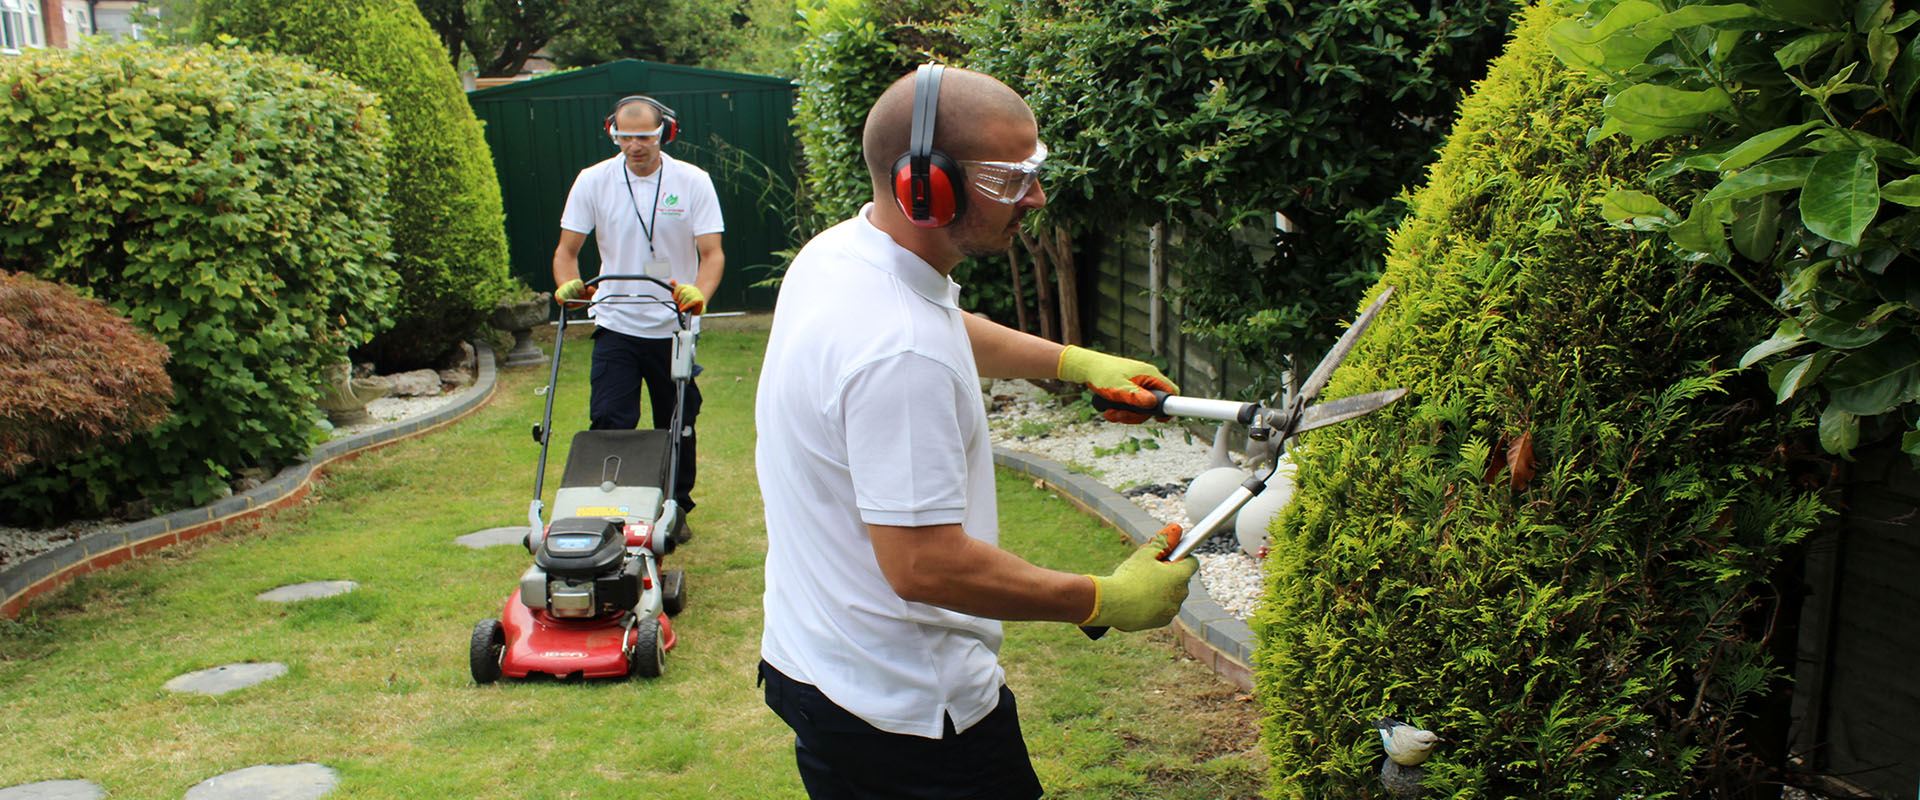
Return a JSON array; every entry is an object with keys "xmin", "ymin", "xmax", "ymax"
[
  {"xmin": 605, "ymin": 95, "xmax": 679, "ymax": 144},
  {"xmin": 891, "ymin": 65, "xmax": 965, "ymax": 228}
]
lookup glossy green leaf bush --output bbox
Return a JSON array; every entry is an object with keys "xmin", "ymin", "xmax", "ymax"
[
  {"xmin": 199, "ymin": 0, "xmax": 513, "ymax": 370},
  {"xmin": 0, "ymin": 272, "xmax": 174, "ymax": 477},
  {"xmin": 1256, "ymin": 4, "xmax": 1826, "ymax": 796},
  {"xmin": 0, "ymin": 43, "xmax": 395, "ymax": 522},
  {"xmin": 792, "ymin": 0, "xmax": 953, "ymax": 235},
  {"xmin": 950, "ymin": 0, "xmax": 1517, "ymax": 383},
  {"xmin": 1548, "ymin": 0, "xmax": 1920, "ymax": 457}
]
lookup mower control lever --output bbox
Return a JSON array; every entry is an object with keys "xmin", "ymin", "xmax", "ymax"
[{"xmin": 531, "ymin": 424, "xmax": 544, "ymax": 444}]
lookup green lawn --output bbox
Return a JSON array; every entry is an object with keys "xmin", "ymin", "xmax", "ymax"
[{"xmin": 0, "ymin": 316, "xmax": 1263, "ymax": 799}]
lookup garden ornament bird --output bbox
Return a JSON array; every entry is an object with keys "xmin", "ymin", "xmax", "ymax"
[
  {"xmin": 1377, "ymin": 718, "xmax": 1440, "ymax": 798},
  {"xmin": 1378, "ymin": 717, "xmax": 1441, "ymax": 765}
]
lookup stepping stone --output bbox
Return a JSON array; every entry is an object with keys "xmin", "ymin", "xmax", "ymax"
[
  {"xmin": 0, "ymin": 780, "xmax": 104, "ymax": 800},
  {"xmin": 184, "ymin": 763, "xmax": 337, "ymax": 800},
  {"xmin": 456, "ymin": 526, "xmax": 527, "ymax": 549},
  {"xmin": 256, "ymin": 581, "xmax": 358, "ymax": 603},
  {"xmin": 164, "ymin": 662, "xmax": 288, "ymax": 696}
]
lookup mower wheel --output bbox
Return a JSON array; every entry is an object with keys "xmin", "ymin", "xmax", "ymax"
[
  {"xmin": 663, "ymin": 569, "xmax": 686, "ymax": 617},
  {"xmin": 470, "ymin": 619, "xmax": 505, "ymax": 684},
  {"xmin": 630, "ymin": 617, "xmax": 665, "ymax": 679}
]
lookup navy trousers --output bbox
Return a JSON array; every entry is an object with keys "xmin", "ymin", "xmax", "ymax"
[
  {"xmin": 588, "ymin": 328, "xmax": 699, "ymax": 512},
  {"xmin": 759, "ymin": 661, "xmax": 1045, "ymax": 800}
]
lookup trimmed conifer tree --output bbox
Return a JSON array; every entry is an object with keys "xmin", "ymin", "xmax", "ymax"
[
  {"xmin": 1254, "ymin": 3, "xmax": 1828, "ymax": 796},
  {"xmin": 198, "ymin": 0, "xmax": 512, "ymax": 370}
]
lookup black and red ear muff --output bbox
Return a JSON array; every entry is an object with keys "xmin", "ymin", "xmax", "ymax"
[
  {"xmin": 890, "ymin": 65, "xmax": 966, "ymax": 228},
  {"xmin": 604, "ymin": 95, "xmax": 679, "ymax": 144}
]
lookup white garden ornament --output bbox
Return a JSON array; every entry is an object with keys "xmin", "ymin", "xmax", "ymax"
[
  {"xmin": 1234, "ymin": 458, "xmax": 1297, "ymax": 556},
  {"xmin": 1184, "ymin": 424, "xmax": 1250, "ymax": 527}
]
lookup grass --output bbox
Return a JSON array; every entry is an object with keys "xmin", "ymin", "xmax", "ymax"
[{"xmin": 0, "ymin": 315, "xmax": 1263, "ymax": 799}]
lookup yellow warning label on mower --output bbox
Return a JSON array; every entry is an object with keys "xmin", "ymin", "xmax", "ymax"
[{"xmin": 574, "ymin": 506, "xmax": 630, "ymax": 517}]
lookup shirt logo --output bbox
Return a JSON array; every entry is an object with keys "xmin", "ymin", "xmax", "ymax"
[{"xmin": 665, "ymin": 194, "xmax": 680, "ymax": 206}]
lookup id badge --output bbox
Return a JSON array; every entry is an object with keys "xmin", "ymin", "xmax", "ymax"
[{"xmin": 643, "ymin": 259, "xmax": 673, "ymax": 281}]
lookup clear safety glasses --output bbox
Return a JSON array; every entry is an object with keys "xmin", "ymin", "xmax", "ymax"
[
  {"xmin": 961, "ymin": 142, "xmax": 1047, "ymax": 205},
  {"xmin": 610, "ymin": 123, "xmax": 665, "ymax": 143}
]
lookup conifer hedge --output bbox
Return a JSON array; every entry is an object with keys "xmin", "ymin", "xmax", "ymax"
[
  {"xmin": 1255, "ymin": 4, "xmax": 1828, "ymax": 796},
  {"xmin": 198, "ymin": 0, "xmax": 512, "ymax": 370},
  {"xmin": 0, "ymin": 43, "xmax": 395, "ymax": 522}
]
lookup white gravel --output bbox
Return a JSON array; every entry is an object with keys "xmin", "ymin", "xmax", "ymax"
[
  {"xmin": 326, "ymin": 392, "xmax": 468, "ymax": 439},
  {"xmin": 985, "ymin": 379, "xmax": 1269, "ymax": 621}
]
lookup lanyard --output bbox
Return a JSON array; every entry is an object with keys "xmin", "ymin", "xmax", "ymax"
[{"xmin": 622, "ymin": 160, "xmax": 665, "ymax": 257}]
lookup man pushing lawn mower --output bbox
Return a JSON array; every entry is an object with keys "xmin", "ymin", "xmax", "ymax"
[{"xmin": 754, "ymin": 65, "xmax": 1197, "ymax": 799}]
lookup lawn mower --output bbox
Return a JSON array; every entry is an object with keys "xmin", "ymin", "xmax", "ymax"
[{"xmin": 470, "ymin": 274, "xmax": 692, "ymax": 682}]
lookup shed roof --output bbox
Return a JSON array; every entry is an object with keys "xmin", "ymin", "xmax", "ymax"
[{"xmin": 468, "ymin": 59, "xmax": 795, "ymax": 100}]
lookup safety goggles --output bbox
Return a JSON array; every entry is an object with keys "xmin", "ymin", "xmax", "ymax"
[
  {"xmin": 610, "ymin": 123, "xmax": 665, "ymax": 142},
  {"xmin": 960, "ymin": 142, "xmax": 1047, "ymax": 205}
]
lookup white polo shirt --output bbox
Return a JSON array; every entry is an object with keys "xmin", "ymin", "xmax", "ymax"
[
  {"xmin": 559, "ymin": 151, "xmax": 724, "ymax": 339},
  {"xmin": 756, "ymin": 204, "xmax": 1003, "ymax": 739}
]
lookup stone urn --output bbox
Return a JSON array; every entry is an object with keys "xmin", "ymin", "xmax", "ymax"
[
  {"xmin": 489, "ymin": 294, "xmax": 551, "ymax": 368},
  {"xmin": 316, "ymin": 361, "xmax": 392, "ymax": 426}
]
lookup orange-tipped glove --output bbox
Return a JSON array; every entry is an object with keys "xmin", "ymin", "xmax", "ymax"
[
  {"xmin": 554, "ymin": 278, "xmax": 597, "ymax": 305},
  {"xmin": 670, "ymin": 281, "xmax": 706, "ymax": 315},
  {"xmin": 1081, "ymin": 524, "xmax": 1196, "ymax": 632},
  {"xmin": 1056, "ymin": 345, "xmax": 1177, "ymax": 423}
]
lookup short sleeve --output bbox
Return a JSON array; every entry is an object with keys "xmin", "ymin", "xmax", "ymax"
[
  {"xmin": 841, "ymin": 352, "xmax": 971, "ymax": 527},
  {"xmin": 688, "ymin": 170, "xmax": 725, "ymax": 236},
  {"xmin": 559, "ymin": 169, "xmax": 597, "ymax": 235}
]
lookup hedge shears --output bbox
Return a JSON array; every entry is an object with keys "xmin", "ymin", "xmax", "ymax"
[{"xmin": 1081, "ymin": 287, "xmax": 1407, "ymax": 639}]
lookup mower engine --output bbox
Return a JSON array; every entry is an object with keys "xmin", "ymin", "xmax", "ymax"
[{"xmin": 520, "ymin": 517, "xmax": 643, "ymax": 619}]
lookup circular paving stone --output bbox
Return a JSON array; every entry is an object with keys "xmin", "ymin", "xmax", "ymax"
[
  {"xmin": 164, "ymin": 662, "xmax": 288, "ymax": 696},
  {"xmin": 0, "ymin": 780, "xmax": 105, "ymax": 800},
  {"xmin": 184, "ymin": 764, "xmax": 337, "ymax": 800},
  {"xmin": 256, "ymin": 581, "xmax": 358, "ymax": 603},
  {"xmin": 455, "ymin": 526, "xmax": 527, "ymax": 549}
]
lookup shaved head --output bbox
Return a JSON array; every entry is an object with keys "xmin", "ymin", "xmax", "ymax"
[{"xmin": 863, "ymin": 67, "xmax": 1037, "ymax": 192}]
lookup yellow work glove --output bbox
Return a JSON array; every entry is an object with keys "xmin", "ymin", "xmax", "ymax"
[
  {"xmin": 670, "ymin": 281, "xmax": 706, "ymax": 315},
  {"xmin": 1081, "ymin": 524, "xmax": 1197, "ymax": 632},
  {"xmin": 1056, "ymin": 345, "xmax": 1178, "ymax": 424},
  {"xmin": 554, "ymin": 278, "xmax": 596, "ymax": 305}
]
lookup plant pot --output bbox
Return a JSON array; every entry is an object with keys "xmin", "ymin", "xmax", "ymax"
[
  {"xmin": 315, "ymin": 361, "xmax": 392, "ymax": 426},
  {"xmin": 489, "ymin": 296, "xmax": 551, "ymax": 368}
]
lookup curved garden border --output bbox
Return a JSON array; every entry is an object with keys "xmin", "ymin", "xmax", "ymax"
[
  {"xmin": 993, "ymin": 448, "xmax": 1255, "ymax": 691},
  {"xmin": 0, "ymin": 343, "xmax": 501, "ymax": 619}
]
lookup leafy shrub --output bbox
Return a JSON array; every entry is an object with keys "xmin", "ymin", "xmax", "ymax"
[
  {"xmin": 1256, "ymin": 4, "xmax": 1827, "ymax": 796},
  {"xmin": 1547, "ymin": 0, "xmax": 1920, "ymax": 459},
  {"xmin": 792, "ymin": 0, "xmax": 963, "ymax": 236},
  {"xmin": 949, "ymin": 0, "xmax": 1517, "ymax": 384},
  {"xmin": 199, "ymin": 0, "xmax": 513, "ymax": 370},
  {"xmin": 0, "ymin": 272, "xmax": 173, "ymax": 476},
  {"xmin": 0, "ymin": 42, "xmax": 395, "ymax": 523}
]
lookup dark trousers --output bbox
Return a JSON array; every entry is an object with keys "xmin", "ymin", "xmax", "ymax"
[
  {"xmin": 759, "ymin": 661, "xmax": 1044, "ymax": 800},
  {"xmin": 589, "ymin": 328, "xmax": 699, "ymax": 512}
]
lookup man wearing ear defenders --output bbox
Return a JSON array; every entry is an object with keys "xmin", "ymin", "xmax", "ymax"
[
  {"xmin": 754, "ymin": 65, "xmax": 1194, "ymax": 799},
  {"xmin": 552, "ymin": 94, "xmax": 724, "ymax": 541}
]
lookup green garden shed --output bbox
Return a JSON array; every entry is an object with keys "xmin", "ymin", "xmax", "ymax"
[{"xmin": 467, "ymin": 60, "xmax": 796, "ymax": 312}]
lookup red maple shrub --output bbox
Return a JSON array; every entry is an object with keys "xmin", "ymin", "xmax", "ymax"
[{"xmin": 0, "ymin": 271, "xmax": 173, "ymax": 475}]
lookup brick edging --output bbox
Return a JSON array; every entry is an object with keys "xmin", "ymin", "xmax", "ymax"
[
  {"xmin": 0, "ymin": 343, "xmax": 501, "ymax": 619},
  {"xmin": 992, "ymin": 447, "xmax": 1255, "ymax": 691}
]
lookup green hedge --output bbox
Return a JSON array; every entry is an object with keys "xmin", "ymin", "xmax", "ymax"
[
  {"xmin": 1255, "ymin": 4, "xmax": 1827, "ymax": 796},
  {"xmin": 0, "ymin": 43, "xmax": 395, "ymax": 523},
  {"xmin": 198, "ymin": 0, "xmax": 512, "ymax": 370}
]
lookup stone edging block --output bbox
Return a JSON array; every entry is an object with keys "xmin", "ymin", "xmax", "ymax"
[
  {"xmin": 0, "ymin": 343, "xmax": 500, "ymax": 619},
  {"xmin": 992, "ymin": 447, "xmax": 1255, "ymax": 691}
]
